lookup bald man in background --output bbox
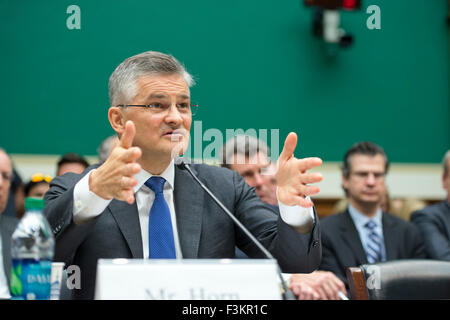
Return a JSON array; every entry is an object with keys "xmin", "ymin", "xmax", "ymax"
[{"xmin": 0, "ymin": 148, "xmax": 19, "ymax": 299}]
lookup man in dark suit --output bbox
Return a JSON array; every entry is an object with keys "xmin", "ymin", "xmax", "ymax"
[
  {"xmin": 411, "ymin": 150, "xmax": 450, "ymax": 261},
  {"xmin": 0, "ymin": 148, "xmax": 19, "ymax": 299},
  {"xmin": 319, "ymin": 142, "xmax": 426, "ymax": 289},
  {"xmin": 44, "ymin": 51, "xmax": 323, "ymax": 300}
]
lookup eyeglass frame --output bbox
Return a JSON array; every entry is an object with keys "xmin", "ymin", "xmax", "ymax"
[
  {"xmin": 116, "ymin": 103, "xmax": 198, "ymax": 116},
  {"xmin": 349, "ymin": 170, "xmax": 386, "ymax": 181}
]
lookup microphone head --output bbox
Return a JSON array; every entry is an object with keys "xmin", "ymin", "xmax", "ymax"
[{"xmin": 174, "ymin": 157, "xmax": 188, "ymax": 169}]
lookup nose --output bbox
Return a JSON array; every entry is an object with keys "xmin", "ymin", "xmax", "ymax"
[
  {"xmin": 254, "ymin": 173, "xmax": 264, "ymax": 188},
  {"xmin": 164, "ymin": 104, "xmax": 184, "ymax": 125},
  {"xmin": 366, "ymin": 173, "xmax": 376, "ymax": 185}
]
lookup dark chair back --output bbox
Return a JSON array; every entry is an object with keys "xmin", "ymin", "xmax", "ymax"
[
  {"xmin": 346, "ymin": 259, "xmax": 450, "ymax": 300},
  {"xmin": 59, "ymin": 269, "xmax": 72, "ymax": 300}
]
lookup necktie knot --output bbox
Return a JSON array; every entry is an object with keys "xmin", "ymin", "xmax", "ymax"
[
  {"xmin": 364, "ymin": 220, "xmax": 377, "ymax": 231},
  {"xmin": 145, "ymin": 176, "xmax": 166, "ymax": 194}
]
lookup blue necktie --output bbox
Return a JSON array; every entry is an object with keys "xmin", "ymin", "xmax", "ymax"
[
  {"xmin": 364, "ymin": 220, "xmax": 383, "ymax": 263},
  {"xmin": 145, "ymin": 176, "xmax": 176, "ymax": 259}
]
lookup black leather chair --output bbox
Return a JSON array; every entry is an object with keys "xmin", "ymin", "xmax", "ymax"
[
  {"xmin": 59, "ymin": 269, "xmax": 72, "ymax": 300},
  {"xmin": 346, "ymin": 259, "xmax": 450, "ymax": 300}
]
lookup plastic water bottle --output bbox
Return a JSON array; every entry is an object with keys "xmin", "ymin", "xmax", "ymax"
[{"xmin": 10, "ymin": 197, "xmax": 55, "ymax": 300}]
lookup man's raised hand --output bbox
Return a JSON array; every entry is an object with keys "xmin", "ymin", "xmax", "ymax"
[
  {"xmin": 276, "ymin": 132, "xmax": 323, "ymax": 208},
  {"xmin": 89, "ymin": 121, "xmax": 142, "ymax": 204}
]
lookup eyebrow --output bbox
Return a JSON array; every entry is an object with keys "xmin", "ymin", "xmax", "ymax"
[
  {"xmin": 146, "ymin": 93, "xmax": 190, "ymax": 100},
  {"xmin": 241, "ymin": 170, "xmax": 254, "ymax": 176}
]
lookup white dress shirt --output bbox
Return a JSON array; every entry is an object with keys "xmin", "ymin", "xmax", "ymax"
[
  {"xmin": 0, "ymin": 236, "xmax": 11, "ymax": 299},
  {"xmin": 72, "ymin": 160, "xmax": 315, "ymax": 259}
]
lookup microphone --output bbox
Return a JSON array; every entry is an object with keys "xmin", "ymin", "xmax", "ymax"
[{"xmin": 175, "ymin": 157, "xmax": 297, "ymax": 300}]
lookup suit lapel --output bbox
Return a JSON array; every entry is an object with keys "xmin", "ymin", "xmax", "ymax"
[
  {"xmin": 441, "ymin": 202, "xmax": 450, "ymax": 239},
  {"xmin": 174, "ymin": 165, "xmax": 204, "ymax": 258},
  {"xmin": 382, "ymin": 213, "xmax": 398, "ymax": 260},
  {"xmin": 108, "ymin": 200, "xmax": 143, "ymax": 259},
  {"xmin": 339, "ymin": 210, "xmax": 368, "ymax": 265}
]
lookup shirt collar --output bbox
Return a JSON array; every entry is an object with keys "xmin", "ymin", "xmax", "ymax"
[
  {"xmin": 134, "ymin": 159, "xmax": 175, "ymax": 193},
  {"xmin": 348, "ymin": 203, "xmax": 383, "ymax": 229}
]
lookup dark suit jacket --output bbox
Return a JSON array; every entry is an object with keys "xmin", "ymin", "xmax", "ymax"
[
  {"xmin": 235, "ymin": 204, "xmax": 281, "ymax": 259},
  {"xmin": 319, "ymin": 209, "xmax": 426, "ymax": 287},
  {"xmin": 411, "ymin": 201, "xmax": 450, "ymax": 261},
  {"xmin": 44, "ymin": 163, "xmax": 321, "ymax": 300},
  {"xmin": 0, "ymin": 214, "xmax": 19, "ymax": 291}
]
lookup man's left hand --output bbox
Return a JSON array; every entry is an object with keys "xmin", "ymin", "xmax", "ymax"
[{"xmin": 276, "ymin": 132, "xmax": 323, "ymax": 208}]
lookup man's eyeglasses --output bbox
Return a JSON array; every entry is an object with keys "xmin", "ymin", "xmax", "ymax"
[
  {"xmin": 117, "ymin": 103, "xmax": 198, "ymax": 116},
  {"xmin": 351, "ymin": 171, "xmax": 385, "ymax": 181},
  {"xmin": 31, "ymin": 173, "xmax": 53, "ymax": 183}
]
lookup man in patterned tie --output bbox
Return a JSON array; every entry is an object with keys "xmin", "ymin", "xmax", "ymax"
[{"xmin": 318, "ymin": 141, "xmax": 426, "ymax": 293}]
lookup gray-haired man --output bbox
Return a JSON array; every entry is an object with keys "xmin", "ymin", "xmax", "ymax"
[{"xmin": 44, "ymin": 51, "xmax": 323, "ymax": 299}]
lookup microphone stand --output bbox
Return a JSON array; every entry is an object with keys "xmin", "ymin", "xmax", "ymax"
[{"xmin": 176, "ymin": 159, "xmax": 296, "ymax": 300}]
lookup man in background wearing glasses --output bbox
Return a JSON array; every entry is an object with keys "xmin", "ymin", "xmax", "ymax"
[
  {"xmin": 44, "ymin": 51, "xmax": 323, "ymax": 300},
  {"xmin": 318, "ymin": 141, "xmax": 426, "ymax": 294}
]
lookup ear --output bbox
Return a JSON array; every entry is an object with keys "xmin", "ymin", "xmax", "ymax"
[
  {"xmin": 443, "ymin": 172, "xmax": 448, "ymax": 190},
  {"xmin": 108, "ymin": 107, "xmax": 126, "ymax": 136},
  {"xmin": 342, "ymin": 173, "xmax": 349, "ymax": 190}
]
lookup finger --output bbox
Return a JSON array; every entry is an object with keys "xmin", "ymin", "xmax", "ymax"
[
  {"xmin": 321, "ymin": 281, "xmax": 338, "ymax": 300},
  {"xmin": 315, "ymin": 287, "xmax": 328, "ymax": 300},
  {"xmin": 121, "ymin": 146, "xmax": 142, "ymax": 163},
  {"xmin": 291, "ymin": 285, "xmax": 300, "ymax": 297},
  {"xmin": 297, "ymin": 185, "xmax": 320, "ymax": 197},
  {"xmin": 122, "ymin": 162, "xmax": 142, "ymax": 177},
  {"xmin": 303, "ymin": 289, "xmax": 313, "ymax": 300},
  {"xmin": 120, "ymin": 176, "xmax": 138, "ymax": 189},
  {"xmin": 279, "ymin": 132, "xmax": 297, "ymax": 163},
  {"xmin": 292, "ymin": 196, "xmax": 314, "ymax": 208},
  {"xmin": 121, "ymin": 188, "xmax": 135, "ymax": 204},
  {"xmin": 300, "ymin": 172, "xmax": 323, "ymax": 185},
  {"xmin": 312, "ymin": 292, "xmax": 321, "ymax": 300},
  {"xmin": 330, "ymin": 276, "xmax": 347, "ymax": 293},
  {"xmin": 120, "ymin": 120, "xmax": 136, "ymax": 149},
  {"xmin": 296, "ymin": 157, "xmax": 323, "ymax": 172},
  {"xmin": 335, "ymin": 282, "xmax": 347, "ymax": 297}
]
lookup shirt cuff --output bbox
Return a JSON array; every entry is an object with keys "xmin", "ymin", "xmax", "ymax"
[
  {"xmin": 73, "ymin": 169, "xmax": 112, "ymax": 224},
  {"xmin": 278, "ymin": 196, "xmax": 315, "ymax": 234}
]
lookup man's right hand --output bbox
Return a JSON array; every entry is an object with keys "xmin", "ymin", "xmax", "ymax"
[{"xmin": 89, "ymin": 121, "xmax": 142, "ymax": 204}]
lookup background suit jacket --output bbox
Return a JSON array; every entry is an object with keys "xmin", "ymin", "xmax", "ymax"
[
  {"xmin": 44, "ymin": 163, "xmax": 321, "ymax": 300},
  {"xmin": 411, "ymin": 201, "xmax": 450, "ymax": 261},
  {"xmin": 0, "ymin": 214, "xmax": 18, "ymax": 291},
  {"xmin": 319, "ymin": 209, "xmax": 426, "ymax": 287}
]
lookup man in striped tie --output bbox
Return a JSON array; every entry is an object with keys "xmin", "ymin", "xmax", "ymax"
[{"xmin": 318, "ymin": 142, "xmax": 426, "ymax": 292}]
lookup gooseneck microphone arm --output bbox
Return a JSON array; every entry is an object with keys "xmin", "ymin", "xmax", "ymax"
[{"xmin": 175, "ymin": 158, "xmax": 296, "ymax": 300}]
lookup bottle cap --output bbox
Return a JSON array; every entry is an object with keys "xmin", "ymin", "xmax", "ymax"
[{"xmin": 24, "ymin": 197, "xmax": 45, "ymax": 210}]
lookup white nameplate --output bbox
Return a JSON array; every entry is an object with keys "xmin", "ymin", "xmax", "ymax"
[{"xmin": 95, "ymin": 259, "xmax": 282, "ymax": 300}]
